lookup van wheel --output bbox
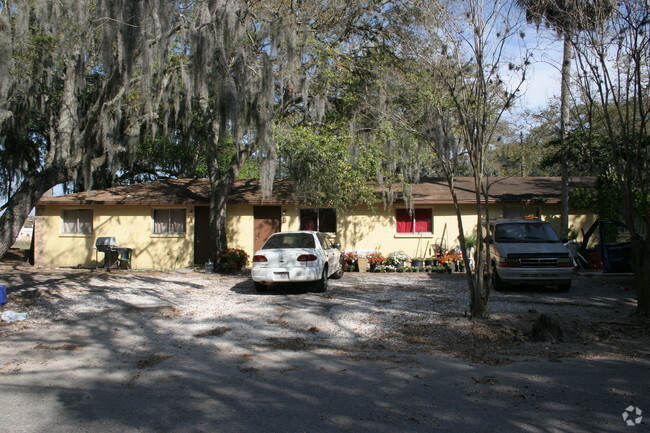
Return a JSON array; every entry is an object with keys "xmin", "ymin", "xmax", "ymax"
[
  {"xmin": 314, "ymin": 266, "xmax": 328, "ymax": 292},
  {"xmin": 492, "ymin": 265, "xmax": 505, "ymax": 291}
]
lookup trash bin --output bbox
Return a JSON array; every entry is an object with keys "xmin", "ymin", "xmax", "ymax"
[{"xmin": 0, "ymin": 285, "xmax": 6, "ymax": 305}]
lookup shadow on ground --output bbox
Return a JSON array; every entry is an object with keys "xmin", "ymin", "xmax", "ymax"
[{"xmin": 0, "ymin": 268, "xmax": 647, "ymax": 432}]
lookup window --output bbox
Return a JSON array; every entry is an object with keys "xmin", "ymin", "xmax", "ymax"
[
  {"xmin": 62, "ymin": 209, "xmax": 93, "ymax": 234},
  {"xmin": 396, "ymin": 208, "xmax": 432, "ymax": 233},
  {"xmin": 300, "ymin": 208, "xmax": 336, "ymax": 233},
  {"xmin": 153, "ymin": 209, "xmax": 186, "ymax": 234},
  {"xmin": 263, "ymin": 233, "xmax": 316, "ymax": 249}
]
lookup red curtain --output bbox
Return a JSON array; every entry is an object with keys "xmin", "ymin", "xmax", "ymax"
[
  {"xmin": 396, "ymin": 209, "xmax": 413, "ymax": 233},
  {"xmin": 396, "ymin": 209, "xmax": 431, "ymax": 233},
  {"xmin": 414, "ymin": 209, "xmax": 432, "ymax": 232}
]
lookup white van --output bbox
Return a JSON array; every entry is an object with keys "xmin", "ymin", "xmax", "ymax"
[{"xmin": 487, "ymin": 218, "xmax": 574, "ymax": 291}]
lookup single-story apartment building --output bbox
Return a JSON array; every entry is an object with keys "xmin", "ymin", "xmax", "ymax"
[{"xmin": 34, "ymin": 177, "xmax": 596, "ymax": 269}]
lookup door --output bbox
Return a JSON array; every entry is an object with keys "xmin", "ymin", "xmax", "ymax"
[
  {"xmin": 254, "ymin": 206, "xmax": 281, "ymax": 252},
  {"xmin": 318, "ymin": 232, "xmax": 338, "ymax": 276},
  {"xmin": 194, "ymin": 206, "xmax": 211, "ymax": 265}
]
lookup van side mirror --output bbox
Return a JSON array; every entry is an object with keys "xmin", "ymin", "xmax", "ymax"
[
  {"xmin": 484, "ymin": 235, "xmax": 492, "ymax": 244},
  {"xmin": 333, "ymin": 243, "xmax": 341, "ymax": 249}
]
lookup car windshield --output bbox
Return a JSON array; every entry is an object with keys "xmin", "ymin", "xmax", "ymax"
[
  {"xmin": 262, "ymin": 233, "xmax": 316, "ymax": 249},
  {"xmin": 494, "ymin": 222, "xmax": 560, "ymax": 243}
]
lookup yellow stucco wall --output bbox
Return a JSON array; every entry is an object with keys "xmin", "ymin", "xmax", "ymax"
[
  {"xmin": 35, "ymin": 204, "xmax": 196, "ymax": 269},
  {"xmin": 225, "ymin": 203, "xmax": 254, "ymax": 252},
  {"xmin": 35, "ymin": 202, "xmax": 596, "ymax": 269}
]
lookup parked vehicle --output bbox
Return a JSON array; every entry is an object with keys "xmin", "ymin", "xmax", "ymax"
[
  {"xmin": 487, "ymin": 218, "xmax": 574, "ymax": 291},
  {"xmin": 598, "ymin": 221, "xmax": 633, "ymax": 273},
  {"xmin": 251, "ymin": 231, "xmax": 344, "ymax": 292}
]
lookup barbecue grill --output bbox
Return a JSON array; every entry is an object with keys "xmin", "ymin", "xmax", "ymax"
[{"xmin": 95, "ymin": 237, "xmax": 132, "ymax": 271}]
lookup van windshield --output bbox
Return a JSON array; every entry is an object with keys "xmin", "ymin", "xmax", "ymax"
[{"xmin": 494, "ymin": 223, "xmax": 561, "ymax": 243}]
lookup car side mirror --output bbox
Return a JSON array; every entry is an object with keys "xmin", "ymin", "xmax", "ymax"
[{"xmin": 333, "ymin": 243, "xmax": 341, "ymax": 249}]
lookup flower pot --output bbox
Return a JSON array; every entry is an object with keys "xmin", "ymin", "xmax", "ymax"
[
  {"xmin": 358, "ymin": 257, "xmax": 369, "ymax": 272},
  {"xmin": 411, "ymin": 259, "xmax": 424, "ymax": 268}
]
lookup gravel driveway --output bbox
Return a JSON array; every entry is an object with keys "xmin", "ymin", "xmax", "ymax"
[{"xmin": 0, "ymin": 266, "xmax": 648, "ymax": 432}]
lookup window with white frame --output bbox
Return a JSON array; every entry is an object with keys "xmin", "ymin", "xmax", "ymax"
[
  {"xmin": 62, "ymin": 209, "xmax": 93, "ymax": 234},
  {"xmin": 153, "ymin": 209, "xmax": 186, "ymax": 234}
]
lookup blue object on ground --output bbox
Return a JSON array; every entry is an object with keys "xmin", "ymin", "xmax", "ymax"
[{"xmin": 0, "ymin": 285, "xmax": 6, "ymax": 305}]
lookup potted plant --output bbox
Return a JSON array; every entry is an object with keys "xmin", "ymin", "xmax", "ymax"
[
  {"xmin": 366, "ymin": 251, "xmax": 385, "ymax": 271},
  {"xmin": 342, "ymin": 251, "xmax": 359, "ymax": 272},
  {"xmin": 220, "ymin": 248, "xmax": 250, "ymax": 273},
  {"xmin": 438, "ymin": 251, "xmax": 460, "ymax": 273},
  {"xmin": 411, "ymin": 257, "xmax": 425, "ymax": 268},
  {"xmin": 386, "ymin": 251, "xmax": 409, "ymax": 269},
  {"xmin": 424, "ymin": 257, "xmax": 437, "ymax": 267}
]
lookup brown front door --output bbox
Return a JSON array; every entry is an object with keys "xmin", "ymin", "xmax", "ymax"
[
  {"xmin": 254, "ymin": 206, "xmax": 281, "ymax": 252},
  {"xmin": 194, "ymin": 206, "xmax": 211, "ymax": 264}
]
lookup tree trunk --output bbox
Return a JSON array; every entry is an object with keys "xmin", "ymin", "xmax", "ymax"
[
  {"xmin": 206, "ymin": 121, "xmax": 254, "ymax": 271},
  {"xmin": 445, "ymin": 176, "xmax": 477, "ymax": 297},
  {"xmin": 209, "ymin": 181, "xmax": 231, "ymax": 271},
  {"xmin": 0, "ymin": 167, "xmax": 68, "ymax": 259},
  {"xmin": 559, "ymin": 33, "xmax": 573, "ymax": 239},
  {"xmin": 633, "ymin": 239, "xmax": 650, "ymax": 316},
  {"xmin": 579, "ymin": 217, "xmax": 600, "ymax": 256},
  {"xmin": 634, "ymin": 239, "xmax": 650, "ymax": 316},
  {"xmin": 471, "ymin": 173, "xmax": 489, "ymax": 319}
]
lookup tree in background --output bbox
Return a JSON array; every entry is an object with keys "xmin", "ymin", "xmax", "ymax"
[
  {"xmin": 571, "ymin": 0, "xmax": 649, "ymax": 315},
  {"xmin": 271, "ymin": 0, "xmax": 436, "ymax": 209},
  {"xmin": 517, "ymin": 0, "xmax": 614, "ymax": 239},
  {"xmin": 0, "ymin": 1, "xmax": 181, "ymax": 258},
  {"xmin": 274, "ymin": 125, "xmax": 381, "ymax": 209},
  {"xmin": 0, "ymin": 0, "xmax": 398, "ymax": 267},
  {"xmin": 404, "ymin": 0, "xmax": 530, "ymax": 318}
]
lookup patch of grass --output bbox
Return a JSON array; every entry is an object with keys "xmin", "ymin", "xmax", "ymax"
[
  {"xmin": 267, "ymin": 318, "xmax": 290, "ymax": 327},
  {"xmin": 193, "ymin": 326, "xmax": 231, "ymax": 338},
  {"xmin": 135, "ymin": 354, "xmax": 171, "ymax": 369},
  {"xmin": 123, "ymin": 305, "xmax": 181, "ymax": 318},
  {"xmin": 266, "ymin": 337, "xmax": 322, "ymax": 351},
  {"xmin": 34, "ymin": 343, "xmax": 84, "ymax": 351},
  {"xmin": 237, "ymin": 353, "xmax": 257, "ymax": 373}
]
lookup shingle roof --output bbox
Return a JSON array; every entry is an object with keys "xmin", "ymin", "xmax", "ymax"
[
  {"xmin": 400, "ymin": 177, "xmax": 595, "ymax": 204},
  {"xmin": 36, "ymin": 177, "xmax": 595, "ymax": 206}
]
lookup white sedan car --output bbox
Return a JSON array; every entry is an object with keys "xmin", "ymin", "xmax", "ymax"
[{"xmin": 251, "ymin": 231, "xmax": 344, "ymax": 292}]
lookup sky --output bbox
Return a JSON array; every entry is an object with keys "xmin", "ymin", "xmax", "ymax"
[{"xmin": 519, "ymin": 38, "xmax": 564, "ymax": 111}]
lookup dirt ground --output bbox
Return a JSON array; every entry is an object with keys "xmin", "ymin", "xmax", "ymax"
[
  {"xmin": 1, "ymin": 249, "xmax": 647, "ymax": 366},
  {"xmin": 2, "ymin": 250, "xmax": 649, "ymax": 432}
]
